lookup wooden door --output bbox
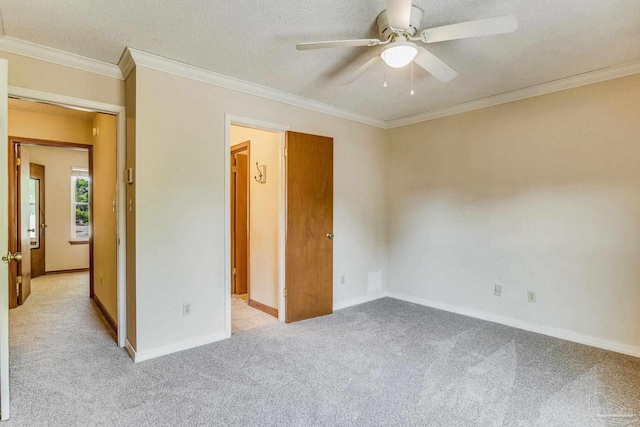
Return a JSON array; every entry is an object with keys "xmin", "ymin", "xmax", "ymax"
[
  {"xmin": 29, "ymin": 164, "xmax": 45, "ymax": 278},
  {"xmin": 233, "ymin": 152, "xmax": 249, "ymax": 294},
  {"xmin": 1, "ymin": 57, "xmax": 10, "ymax": 421},
  {"xmin": 17, "ymin": 146, "xmax": 32, "ymax": 305},
  {"xmin": 231, "ymin": 142, "xmax": 250, "ymax": 296},
  {"xmin": 285, "ymin": 131, "xmax": 333, "ymax": 323}
]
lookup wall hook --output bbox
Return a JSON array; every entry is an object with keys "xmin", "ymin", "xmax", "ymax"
[{"xmin": 254, "ymin": 162, "xmax": 266, "ymax": 183}]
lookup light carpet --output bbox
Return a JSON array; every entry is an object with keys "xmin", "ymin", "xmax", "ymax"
[{"xmin": 5, "ymin": 273, "xmax": 640, "ymax": 426}]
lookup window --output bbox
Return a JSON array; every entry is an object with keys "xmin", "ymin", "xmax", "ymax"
[{"xmin": 71, "ymin": 168, "xmax": 90, "ymax": 240}]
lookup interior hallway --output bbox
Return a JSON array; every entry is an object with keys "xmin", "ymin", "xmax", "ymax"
[
  {"xmin": 9, "ymin": 272, "xmax": 115, "ymax": 347},
  {"xmin": 7, "ymin": 272, "xmax": 120, "ymax": 425}
]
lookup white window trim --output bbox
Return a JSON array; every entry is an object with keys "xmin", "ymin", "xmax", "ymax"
[{"xmin": 70, "ymin": 168, "xmax": 90, "ymax": 242}]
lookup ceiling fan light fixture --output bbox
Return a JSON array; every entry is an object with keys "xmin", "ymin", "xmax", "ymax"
[{"xmin": 381, "ymin": 42, "xmax": 418, "ymax": 68}]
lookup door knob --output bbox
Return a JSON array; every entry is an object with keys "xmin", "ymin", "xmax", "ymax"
[
  {"xmin": 2, "ymin": 252, "xmax": 23, "ymax": 263},
  {"xmin": 326, "ymin": 233, "xmax": 334, "ymax": 240},
  {"xmin": 27, "ymin": 228, "xmax": 36, "ymax": 233},
  {"xmin": 41, "ymin": 224, "xmax": 48, "ymax": 228}
]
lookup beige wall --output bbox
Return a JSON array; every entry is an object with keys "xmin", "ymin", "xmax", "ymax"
[
  {"xmin": 8, "ymin": 109, "xmax": 93, "ymax": 144},
  {"xmin": 231, "ymin": 126, "xmax": 281, "ymax": 310},
  {"xmin": 0, "ymin": 51, "xmax": 124, "ymax": 106},
  {"xmin": 27, "ymin": 145, "xmax": 90, "ymax": 271},
  {"xmin": 386, "ymin": 73, "xmax": 640, "ymax": 350},
  {"xmin": 130, "ymin": 65, "xmax": 388, "ymax": 354},
  {"xmin": 92, "ymin": 113, "xmax": 118, "ymax": 321},
  {"xmin": 125, "ymin": 68, "xmax": 137, "ymax": 349}
]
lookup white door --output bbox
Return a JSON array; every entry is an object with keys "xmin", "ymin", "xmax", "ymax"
[{"xmin": 0, "ymin": 58, "xmax": 10, "ymax": 421}]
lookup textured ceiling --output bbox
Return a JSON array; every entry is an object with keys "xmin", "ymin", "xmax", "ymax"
[
  {"xmin": 8, "ymin": 98, "xmax": 97, "ymax": 121},
  {"xmin": 1, "ymin": 0, "xmax": 639, "ymax": 121}
]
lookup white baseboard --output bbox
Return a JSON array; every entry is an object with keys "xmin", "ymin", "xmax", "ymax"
[
  {"xmin": 126, "ymin": 333, "xmax": 227, "ymax": 363},
  {"xmin": 125, "ymin": 339, "xmax": 136, "ymax": 361},
  {"xmin": 333, "ymin": 291, "xmax": 386, "ymax": 311},
  {"xmin": 386, "ymin": 292, "xmax": 640, "ymax": 359}
]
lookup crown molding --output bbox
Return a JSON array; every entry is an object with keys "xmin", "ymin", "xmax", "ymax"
[
  {"xmin": 117, "ymin": 47, "xmax": 135, "ymax": 80},
  {"xmin": 121, "ymin": 47, "xmax": 388, "ymax": 129},
  {"xmin": 0, "ymin": 36, "xmax": 123, "ymax": 80},
  {"xmin": 2, "ymin": 36, "xmax": 639, "ymax": 130},
  {"xmin": 386, "ymin": 59, "xmax": 640, "ymax": 129}
]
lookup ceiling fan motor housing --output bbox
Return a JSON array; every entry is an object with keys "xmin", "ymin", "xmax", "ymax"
[{"xmin": 377, "ymin": 5, "xmax": 423, "ymax": 40}]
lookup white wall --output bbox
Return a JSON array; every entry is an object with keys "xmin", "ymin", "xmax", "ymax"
[
  {"xmin": 130, "ymin": 65, "xmax": 387, "ymax": 355},
  {"xmin": 386, "ymin": 74, "xmax": 640, "ymax": 352},
  {"xmin": 231, "ymin": 125, "xmax": 280, "ymax": 311},
  {"xmin": 27, "ymin": 146, "xmax": 89, "ymax": 271}
]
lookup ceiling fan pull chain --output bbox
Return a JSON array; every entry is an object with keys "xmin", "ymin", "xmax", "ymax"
[
  {"xmin": 410, "ymin": 61, "xmax": 415, "ymax": 96},
  {"xmin": 383, "ymin": 63, "xmax": 388, "ymax": 88}
]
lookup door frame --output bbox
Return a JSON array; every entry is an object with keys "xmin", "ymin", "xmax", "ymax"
[
  {"xmin": 224, "ymin": 114, "xmax": 289, "ymax": 337},
  {"xmin": 8, "ymin": 138, "xmax": 93, "ymax": 308},
  {"xmin": 230, "ymin": 142, "xmax": 250, "ymax": 297},
  {"xmin": 8, "ymin": 86, "xmax": 127, "ymax": 348},
  {"xmin": 1, "ymin": 58, "xmax": 9, "ymax": 421}
]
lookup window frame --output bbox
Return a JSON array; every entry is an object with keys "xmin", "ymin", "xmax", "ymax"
[{"xmin": 70, "ymin": 168, "xmax": 90, "ymax": 242}]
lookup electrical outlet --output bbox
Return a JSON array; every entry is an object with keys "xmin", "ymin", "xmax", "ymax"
[
  {"xmin": 527, "ymin": 291, "xmax": 536, "ymax": 303},
  {"xmin": 340, "ymin": 274, "xmax": 346, "ymax": 286},
  {"xmin": 494, "ymin": 284, "xmax": 502, "ymax": 297},
  {"xmin": 183, "ymin": 303, "xmax": 192, "ymax": 316}
]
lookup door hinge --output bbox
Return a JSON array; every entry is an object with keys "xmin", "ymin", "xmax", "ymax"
[
  {"xmin": 284, "ymin": 147, "xmax": 288, "ymax": 157},
  {"xmin": 16, "ymin": 276, "xmax": 22, "ymax": 284},
  {"xmin": 16, "ymin": 158, "xmax": 21, "ymax": 167},
  {"xmin": 283, "ymin": 289, "xmax": 287, "ymax": 298},
  {"xmin": 16, "ymin": 276, "xmax": 22, "ymax": 296},
  {"xmin": 231, "ymin": 166, "xmax": 237, "ymax": 173},
  {"xmin": 232, "ymin": 267, "xmax": 236, "ymax": 275}
]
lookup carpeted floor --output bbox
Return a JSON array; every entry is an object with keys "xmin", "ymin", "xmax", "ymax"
[{"xmin": 5, "ymin": 273, "xmax": 640, "ymax": 426}]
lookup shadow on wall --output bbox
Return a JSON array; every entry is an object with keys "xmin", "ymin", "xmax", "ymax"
[{"xmin": 385, "ymin": 74, "xmax": 640, "ymax": 349}]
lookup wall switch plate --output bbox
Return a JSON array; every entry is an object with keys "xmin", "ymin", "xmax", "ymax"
[
  {"xmin": 527, "ymin": 291, "xmax": 536, "ymax": 303},
  {"xmin": 494, "ymin": 285, "xmax": 502, "ymax": 297},
  {"xmin": 183, "ymin": 303, "xmax": 192, "ymax": 316}
]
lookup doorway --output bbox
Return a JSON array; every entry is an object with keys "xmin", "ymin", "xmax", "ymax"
[
  {"xmin": 225, "ymin": 115, "xmax": 335, "ymax": 337},
  {"xmin": 230, "ymin": 127, "xmax": 280, "ymax": 333},
  {"xmin": 29, "ymin": 162, "xmax": 46, "ymax": 279},
  {"xmin": 6, "ymin": 97, "xmax": 120, "ymax": 345},
  {"xmin": 8, "ymin": 138, "xmax": 93, "ymax": 308},
  {"xmin": 1, "ymin": 83, "xmax": 127, "ymax": 420},
  {"xmin": 231, "ymin": 142, "xmax": 249, "ymax": 297}
]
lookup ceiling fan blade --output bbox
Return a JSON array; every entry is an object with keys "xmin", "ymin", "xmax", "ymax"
[
  {"xmin": 413, "ymin": 47, "xmax": 458, "ymax": 82},
  {"xmin": 296, "ymin": 39, "xmax": 381, "ymax": 50},
  {"xmin": 338, "ymin": 50, "xmax": 383, "ymax": 85},
  {"xmin": 385, "ymin": 0, "xmax": 412, "ymax": 30},
  {"xmin": 420, "ymin": 14, "xmax": 518, "ymax": 43}
]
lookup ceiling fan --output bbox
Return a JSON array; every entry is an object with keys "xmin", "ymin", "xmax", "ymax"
[{"xmin": 296, "ymin": 0, "xmax": 518, "ymax": 84}]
